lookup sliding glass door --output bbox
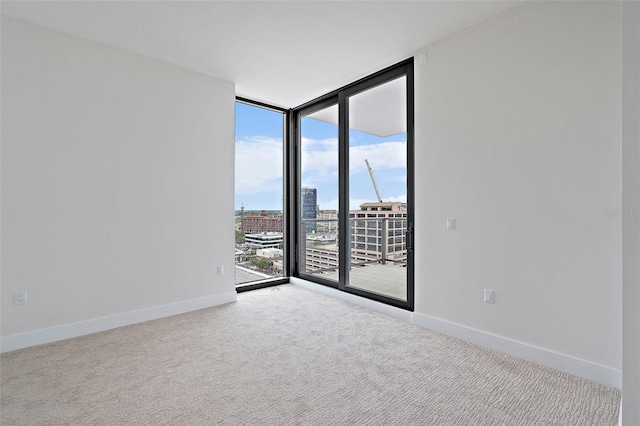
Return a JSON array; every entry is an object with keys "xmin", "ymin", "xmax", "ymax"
[
  {"xmin": 294, "ymin": 60, "xmax": 414, "ymax": 310},
  {"xmin": 345, "ymin": 75, "xmax": 409, "ymax": 301},
  {"xmin": 298, "ymin": 101, "xmax": 340, "ymax": 284}
]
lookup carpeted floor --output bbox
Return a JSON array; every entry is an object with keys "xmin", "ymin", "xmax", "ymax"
[{"xmin": 1, "ymin": 284, "xmax": 620, "ymax": 425}]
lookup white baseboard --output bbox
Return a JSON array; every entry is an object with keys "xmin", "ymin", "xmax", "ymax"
[
  {"xmin": 0, "ymin": 292, "xmax": 237, "ymax": 354},
  {"xmin": 412, "ymin": 312, "xmax": 622, "ymax": 390},
  {"xmin": 290, "ymin": 277, "xmax": 413, "ymax": 322},
  {"xmin": 619, "ymin": 397, "xmax": 622, "ymax": 426},
  {"xmin": 291, "ymin": 278, "xmax": 620, "ymax": 389}
]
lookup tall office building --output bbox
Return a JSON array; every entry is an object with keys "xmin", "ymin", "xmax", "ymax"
[{"xmin": 301, "ymin": 187, "xmax": 318, "ymax": 233}]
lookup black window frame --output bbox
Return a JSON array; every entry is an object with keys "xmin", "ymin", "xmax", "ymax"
[
  {"xmin": 234, "ymin": 97, "xmax": 291, "ymax": 293},
  {"xmin": 290, "ymin": 59, "xmax": 415, "ymax": 311}
]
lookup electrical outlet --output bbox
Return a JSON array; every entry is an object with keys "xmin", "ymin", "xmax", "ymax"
[
  {"xmin": 484, "ymin": 289, "xmax": 495, "ymax": 304},
  {"xmin": 14, "ymin": 290, "xmax": 27, "ymax": 305},
  {"xmin": 217, "ymin": 265, "xmax": 224, "ymax": 276}
]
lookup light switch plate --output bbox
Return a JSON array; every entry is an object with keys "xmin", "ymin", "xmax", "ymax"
[
  {"xmin": 447, "ymin": 217, "xmax": 455, "ymax": 230},
  {"xmin": 484, "ymin": 289, "xmax": 495, "ymax": 304}
]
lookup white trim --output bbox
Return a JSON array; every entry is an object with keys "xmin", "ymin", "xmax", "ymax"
[
  {"xmin": 0, "ymin": 292, "xmax": 237, "ymax": 353},
  {"xmin": 290, "ymin": 277, "xmax": 413, "ymax": 322},
  {"xmin": 412, "ymin": 312, "xmax": 622, "ymax": 390},
  {"xmin": 619, "ymin": 397, "xmax": 622, "ymax": 426}
]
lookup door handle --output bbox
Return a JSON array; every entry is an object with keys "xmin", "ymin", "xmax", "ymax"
[{"xmin": 407, "ymin": 223, "xmax": 414, "ymax": 253}]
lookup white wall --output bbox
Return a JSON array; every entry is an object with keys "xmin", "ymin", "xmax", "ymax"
[
  {"xmin": 414, "ymin": 1, "xmax": 622, "ymax": 386},
  {"xmin": 1, "ymin": 16, "xmax": 236, "ymax": 351},
  {"xmin": 621, "ymin": 1, "xmax": 640, "ymax": 423}
]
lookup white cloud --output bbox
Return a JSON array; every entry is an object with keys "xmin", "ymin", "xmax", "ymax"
[
  {"xmin": 349, "ymin": 198, "xmax": 373, "ymax": 211},
  {"xmin": 321, "ymin": 198, "xmax": 339, "ymax": 211},
  {"xmin": 236, "ymin": 136, "xmax": 407, "ymax": 206},
  {"xmin": 300, "ymin": 138, "xmax": 406, "ymax": 186},
  {"xmin": 235, "ymin": 136, "xmax": 283, "ymax": 195},
  {"xmin": 300, "ymin": 137, "xmax": 339, "ymax": 187},
  {"xmin": 349, "ymin": 142, "xmax": 406, "ymax": 175}
]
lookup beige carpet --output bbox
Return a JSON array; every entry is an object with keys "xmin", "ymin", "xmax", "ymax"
[{"xmin": 1, "ymin": 284, "xmax": 620, "ymax": 425}]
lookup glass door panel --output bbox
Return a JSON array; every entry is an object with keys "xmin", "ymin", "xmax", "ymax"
[
  {"xmin": 299, "ymin": 104, "xmax": 340, "ymax": 283},
  {"xmin": 292, "ymin": 60, "xmax": 414, "ymax": 310},
  {"xmin": 346, "ymin": 76, "xmax": 408, "ymax": 301}
]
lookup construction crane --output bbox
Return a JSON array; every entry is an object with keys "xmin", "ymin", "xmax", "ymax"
[{"xmin": 364, "ymin": 159, "xmax": 383, "ymax": 203}]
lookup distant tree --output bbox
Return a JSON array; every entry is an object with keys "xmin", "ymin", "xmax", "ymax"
[
  {"xmin": 251, "ymin": 257, "xmax": 272, "ymax": 272},
  {"xmin": 235, "ymin": 230, "xmax": 245, "ymax": 244}
]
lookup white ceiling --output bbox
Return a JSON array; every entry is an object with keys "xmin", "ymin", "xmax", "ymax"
[{"xmin": 1, "ymin": 1, "xmax": 522, "ymax": 108}]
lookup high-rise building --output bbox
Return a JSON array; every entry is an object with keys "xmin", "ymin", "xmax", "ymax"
[{"xmin": 301, "ymin": 187, "xmax": 317, "ymax": 233}]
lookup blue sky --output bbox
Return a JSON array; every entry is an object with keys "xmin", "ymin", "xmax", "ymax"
[{"xmin": 235, "ymin": 102, "xmax": 406, "ymax": 211}]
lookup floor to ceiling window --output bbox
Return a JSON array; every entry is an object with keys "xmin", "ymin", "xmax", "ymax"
[
  {"xmin": 233, "ymin": 60, "xmax": 413, "ymax": 305},
  {"xmin": 234, "ymin": 99, "xmax": 288, "ymax": 290},
  {"xmin": 293, "ymin": 60, "xmax": 414, "ymax": 310}
]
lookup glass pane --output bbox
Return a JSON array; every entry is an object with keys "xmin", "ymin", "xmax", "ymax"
[
  {"xmin": 347, "ymin": 76, "xmax": 408, "ymax": 300},
  {"xmin": 300, "ymin": 104, "xmax": 339, "ymax": 282},
  {"xmin": 234, "ymin": 102, "xmax": 285, "ymax": 286}
]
